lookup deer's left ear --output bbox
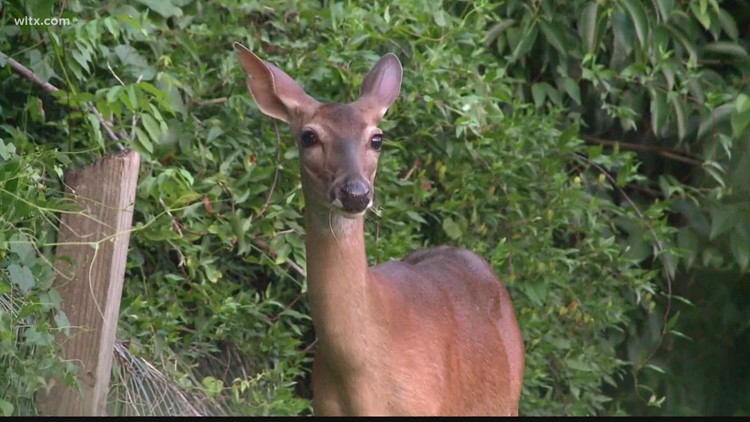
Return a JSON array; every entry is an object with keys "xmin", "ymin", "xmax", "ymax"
[{"xmin": 354, "ymin": 53, "xmax": 402, "ymax": 121}]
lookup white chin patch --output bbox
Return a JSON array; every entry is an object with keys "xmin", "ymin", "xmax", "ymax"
[
  {"xmin": 329, "ymin": 198, "xmax": 369, "ymax": 218},
  {"xmin": 343, "ymin": 210, "xmax": 367, "ymax": 218}
]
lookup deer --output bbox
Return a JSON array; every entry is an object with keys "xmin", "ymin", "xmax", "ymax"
[{"xmin": 234, "ymin": 42, "xmax": 525, "ymax": 416}]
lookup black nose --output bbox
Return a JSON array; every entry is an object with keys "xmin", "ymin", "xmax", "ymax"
[{"xmin": 339, "ymin": 180, "xmax": 371, "ymax": 213}]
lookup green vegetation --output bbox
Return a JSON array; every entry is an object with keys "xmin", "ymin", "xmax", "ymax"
[{"xmin": 0, "ymin": 0, "xmax": 748, "ymax": 416}]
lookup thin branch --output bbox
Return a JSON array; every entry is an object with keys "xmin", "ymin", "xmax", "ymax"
[
  {"xmin": 107, "ymin": 62, "xmax": 126, "ymax": 86},
  {"xmin": 302, "ymin": 338, "xmax": 318, "ymax": 355},
  {"xmin": 574, "ymin": 152, "xmax": 673, "ymax": 405},
  {"xmin": 0, "ymin": 50, "xmax": 59, "ymax": 95},
  {"xmin": 191, "ymin": 97, "xmax": 228, "ymax": 107},
  {"xmin": 105, "ymin": 63, "xmax": 135, "ymax": 144},
  {"xmin": 256, "ymin": 121, "xmax": 282, "ymax": 218},
  {"xmin": 267, "ymin": 293, "xmax": 303, "ymax": 323},
  {"xmin": 387, "ymin": 39, "xmax": 410, "ymax": 58},
  {"xmin": 1, "ymin": 49, "xmax": 124, "ymax": 146},
  {"xmin": 656, "ymin": 150, "xmax": 702, "ymax": 166},
  {"xmin": 252, "ymin": 238, "xmax": 306, "ymax": 277},
  {"xmin": 401, "ymin": 158, "xmax": 421, "ymax": 181},
  {"xmin": 89, "ymin": 102, "xmax": 123, "ymax": 144},
  {"xmin": 158, "ymin": 197, "xmax": 184, "ymax": 238},
  {"xmin": 582, "ymin": 134, "xmax": 702, "ymax": 166}
]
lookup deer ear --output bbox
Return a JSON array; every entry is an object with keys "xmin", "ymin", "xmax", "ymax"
[
  {"xmin": 355, "ymin": 53, "xmax": 403, "ymax": 121},
  {"xmin": 234, "ymin": 43, "xmax": 318, "ymax": 123}
]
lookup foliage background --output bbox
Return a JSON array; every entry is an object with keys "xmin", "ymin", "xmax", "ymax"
[{"xmin": 0, "ymin": 0, "xmax": 748, "ymax": 416}]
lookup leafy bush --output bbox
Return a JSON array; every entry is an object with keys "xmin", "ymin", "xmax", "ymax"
[
  {"xmin": 1, "ymin": 0, "xmax": 747, "ymax": 416},
  {"xmin": 0, "ymin": 139, "xmax": 77, "ymax": 416},
  {"xmin": 486, "ymin": 0, "xmax": 750, "ymax": 274},
  {"xmin": 480, "ymin": 0, "xmax": 750, "ymax": 414}
]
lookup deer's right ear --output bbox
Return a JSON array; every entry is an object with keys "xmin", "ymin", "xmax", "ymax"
[{"xmin": 234, "ymin": 43, "xmax": 317, "ymax": 123}]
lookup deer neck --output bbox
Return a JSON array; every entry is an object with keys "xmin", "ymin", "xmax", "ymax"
[{"xmin": 304, "ymin": 201, "xmax": 384, "ymax": 367}]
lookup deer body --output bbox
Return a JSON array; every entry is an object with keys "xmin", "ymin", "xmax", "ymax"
[{"xmin": 234, "ymin": 43, "xmax": 524, "ymax": 416}]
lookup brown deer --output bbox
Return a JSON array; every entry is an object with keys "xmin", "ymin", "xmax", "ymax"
[{"xmin": 234, "ymin": 43, "xmax": 525, "ymax": 416}]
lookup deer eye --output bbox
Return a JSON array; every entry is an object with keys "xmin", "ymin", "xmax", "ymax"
[
  {"xmin": 371, "ymin": 134, "xmax": 383, "ymax": 151},
  {"xmin": 300, "ymin": 130, "xmax": 317, "ymax": 147}
]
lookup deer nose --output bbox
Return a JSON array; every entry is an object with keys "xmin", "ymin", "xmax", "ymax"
[{"xmin": 339, "ymin": 180, "xmax": 371, "ymax": 213}]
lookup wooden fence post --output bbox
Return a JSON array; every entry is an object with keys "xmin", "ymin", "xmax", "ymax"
[{"xmin": 37, "ymin": 150, "xmax": 140, "ymax": 416}]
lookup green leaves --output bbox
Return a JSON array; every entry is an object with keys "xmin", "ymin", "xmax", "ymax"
[
  {"xmin": 0, "ymin": 142, "xmax": 74, "ymax": 415},
  {"xmin": 7, "ymin": 264, "xmax": 34, "ymax": 294},
  {"xmin": 539, "ymin": 19, "xmax": 568, "ymax": 55},
  {"xmin": 9, "ymin": 235, "xmax": 35, "ymax": 266},
  {"xmin": 485, "ymin": 19, "xmax": 515, "ymax": 48},
  {"xmin": 135, "ymin": 0, "xmax": 183, "ymax": 18},
  {"xmin": 650, "ymin": 89, "xmax": 668, "ymax": 137},
  {"xmin": 432, "ymin": 10, "xmax": 448, "ymax": 28},
  {"xmin": 619, "ymin": 0, "xmax": 650, "ymax": 49},
  {"xmin": 564, "ymin": 77, "xmax": 581, "ymax": 105},
  {"xmin": 53, "ymin": 311, "xmax": 71, "ymax": 336},
  {"xmin": 0, "ymin": 400, "xmax": 13, "ymax": 417},
  {"xmin": 114, "ymin": 44, "xmax": 155, "ymax": 80},
  {"xmin": 482, "ymin": 0, "xmax": 750, "ymax": 415},
  {"xmin": 716, "ymin": 8, "xmax": 739, "ymax": 40},
  {"xmin": 672, "ymin": 96, "xmax": 688, "ymax": 141},
  {"xmin": 1, "ymin": 0, "xmax": 748, "ymax": 417},
  {"xmin": 677, "ymin": 227, "xmax": 699, "ymax": 269},
  {"xmin": 141, "ymin": 113, "xmax": 166, "ymax": 147},
  {"xmin": 703, "ymin": 41, "xmax": 749, "ymax": 59},
  {"xmin": 709, "ymin": 205, "xmax": 739, "ymax": 240},
  {"xmin": 654, "ymin": 0, "xmax": 675, "ymax": 21},
  {"xmin": 442, "ymin": 217, "xmax": 462, "ymax": 240},
  {"xmin": 510, "ymin": 23, "xmax": 538, "ymax": 63},
  {"xmin": 201, "ymin": 376, "xmax": 224, "ymax": 398},
  {"xmin": 730, "ymin": 227, "xmax": 750, "ymax": 271},
  {"xmin": 731, "ymin": 94, "xmax": 750, "ymax": 138},
  {"xmin": 0, "ymin": 139, "xmax": 16, "ymax": 162},
  {"xmin": 579, "ymin": 2, "xmax": 602, "ymax": 54}
]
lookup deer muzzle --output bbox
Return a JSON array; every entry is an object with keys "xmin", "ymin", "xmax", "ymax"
[{"xmin": 336, "ymin": 179, "xmax": 372, "ymax": 214}]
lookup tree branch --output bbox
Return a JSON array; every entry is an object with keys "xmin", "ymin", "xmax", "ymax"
[
  {"xmin": 573, "ymin": 152, "xmax": 673, "ymax": 406},
  {"xmin": 0, "ymin": 49, "xmax": 123, "ymax": 145},
  {"xmin": 255, "ymin": 121, "xmax": 282, "ymax": 219},
  {"xmin": 0, "ymin": 50, "xmax": 59, "ymax": 95},
  {"xmin": 191, "ymin": 97, "xmax": 228, "ymax": 107},
  {"xmin": 252, "ymin": 238, "xmax": 306, "ymax": 278},
  {"xmin": 581, "ymin": 134, "xmax": 703, "ymax": 166}
]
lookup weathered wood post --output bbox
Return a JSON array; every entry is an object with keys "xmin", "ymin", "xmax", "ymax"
[{"xmin": 37, "ymin": 150, "xmax": 140, "ymax": 416}]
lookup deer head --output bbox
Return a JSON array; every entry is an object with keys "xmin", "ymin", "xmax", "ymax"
[{"xmin": 234, "ymin": 43, "xmax": 402, "ymax": 218}]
